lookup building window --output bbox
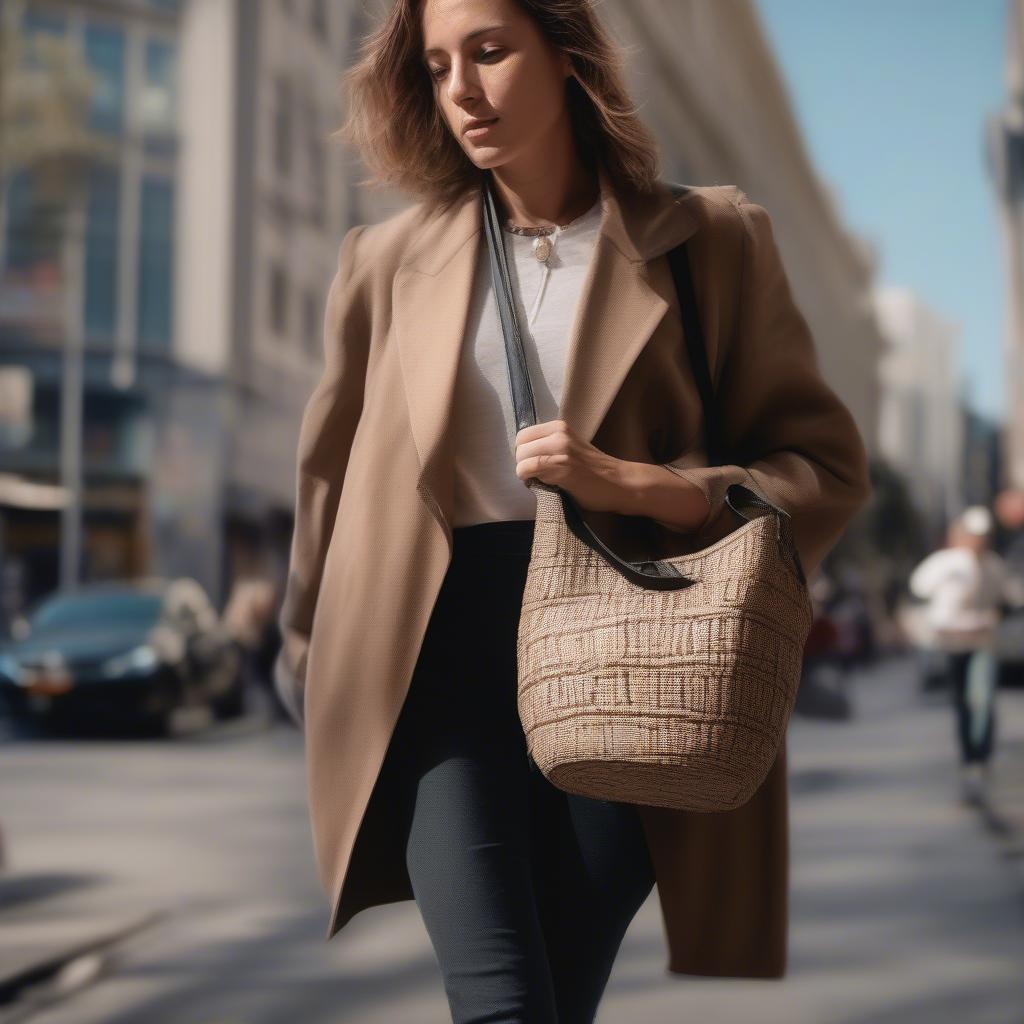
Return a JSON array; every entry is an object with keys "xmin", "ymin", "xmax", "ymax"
[
  {"xmin": 83, "ymin": 22, "xmax": 126, "ymax": 136},
  {"xmin": 3, "ymin": 169, "xmax": 62, "ymax": 278},
  {"xmin": 23, "ymin": 9, "xmax": 67, "ymax": 33},
  {"xmin": 302, "ymin": 289, "xmax": 319, "ymax": 355},
  {"xmin": 269, "ymin": 264, "xmax": 288, "ymax": 336},
  {"xmin": 21, "ymin": 8, "xmax": 67, "ymax": 46},
  {"xmin": 273, "ymin": 76, "xmax": 292, "ymax": 178},
  {"xmin": 137, "ymin": 176, "xmax": 174, "ymax": 348},
  {"xmin": 305, "ymin": 99, "xmax": 326, "ymax": 226},
  {"xmin": 141, "ymin": 37, "xmax": 177, "ymax": 152},
  {"xmin": 84, "ymin": 166, "xmax": 120, "ymax": 341},
  {"xmin": 311, "ymin": 0, "xmax": 328, "ymax": 40}
]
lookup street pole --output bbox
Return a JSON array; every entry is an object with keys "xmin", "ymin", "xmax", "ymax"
[{"xmin": 59, "ymin": 194, "xmax": 85, "ymax": 591}]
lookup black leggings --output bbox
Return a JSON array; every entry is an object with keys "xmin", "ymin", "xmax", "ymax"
[{"xmin": 377, "ymin": 519, "xmax": 656, "ymax": 1023}]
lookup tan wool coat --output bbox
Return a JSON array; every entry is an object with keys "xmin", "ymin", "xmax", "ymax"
[{"xmin": 278, "ymin": 159, "xmax": 872, "ymax": 979}]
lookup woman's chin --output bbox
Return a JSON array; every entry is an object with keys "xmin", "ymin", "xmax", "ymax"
[{"xmin": 466, "ymin": 148, "xmax": 507, "ymax": 169}]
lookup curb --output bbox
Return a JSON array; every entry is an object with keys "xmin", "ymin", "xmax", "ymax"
[{"xmin": 0, "ymin": 907, "xmax": 168, "ymax": 1017}]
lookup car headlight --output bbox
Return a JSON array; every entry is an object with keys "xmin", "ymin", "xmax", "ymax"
[
  {"xmin": 0, "ymin": 654, "xmax": 22, "ymax": 683},
  {"xmin": 101, "ymin": 645, "xmax": 160, "ymax": 677}
]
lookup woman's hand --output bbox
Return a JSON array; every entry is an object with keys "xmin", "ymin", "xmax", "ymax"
[
  {"xmin": 514, "ymin": 419, "xmax": 710, "ymax": 532},
  {"xmin": 514, "ymin": 420, "xmax": 627, "ymax": 514}
]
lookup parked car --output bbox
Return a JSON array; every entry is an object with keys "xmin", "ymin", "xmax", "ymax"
[{"xmin": 0, "ymin": 577, "xmax": 244, "ymax": 735}]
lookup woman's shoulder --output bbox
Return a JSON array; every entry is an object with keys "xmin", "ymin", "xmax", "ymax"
[
  {"xmin": 667, "ymin": 182, "xmax": 759, "ymax": 237},
  {"xmin": 650, "ymin": 181, "xmax": 757, "ymax": 264},
  {"xmin": 340, "ymin": 201, "xmax": 429, "ymax": 268},
  {"xmin": 328, "ymin": 201, "xmax": 432, "ymax": 310}
]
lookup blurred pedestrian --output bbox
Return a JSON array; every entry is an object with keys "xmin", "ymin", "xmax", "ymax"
[
  {"xmin": 909, "ymin": 507, "xmax": 1023, "ymax": 805},
  {"xmin": 221, "ymin": 574, "xmax": 278, "ymax": 714}
]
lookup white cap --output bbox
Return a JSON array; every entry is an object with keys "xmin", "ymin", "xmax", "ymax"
[{"xmin": 961, "ymin": 506, "xmax": 993, "ymax": 536}]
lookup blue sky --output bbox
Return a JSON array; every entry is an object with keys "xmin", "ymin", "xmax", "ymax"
[{"xmin": 754, "ymin": 0, "xmax": 1008, "ymax": 421}]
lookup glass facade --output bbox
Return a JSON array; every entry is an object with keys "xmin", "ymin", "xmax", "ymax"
[
  {"xmin": 3, "ymin": 170, "xmax": 62, "ymax": 279},
  {"xmin": 18, "ymin": 9, "xmax": 67, "ymax": 78},
  {"xmin": 83, "ymin": 167, "xmax": 121, "ymax": 340},
  {"xmin": 137, "ymin": 177, "xmax": 174, "ymax": 349},
  {"xmin": 21, "ymin": 8, "xmax": 67, "ymax": 40},
  {"xmin": 142, "ymin": 37, "xmax": 178, "ymax": 153},
  {"xmin": 84, "ymin": 22, "xmax": 126, "ymax": 136}
]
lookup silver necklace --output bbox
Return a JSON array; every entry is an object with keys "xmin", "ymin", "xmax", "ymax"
[{"xmin": 503, "ymin": 201, "xmax": 597, "ymax": 264}]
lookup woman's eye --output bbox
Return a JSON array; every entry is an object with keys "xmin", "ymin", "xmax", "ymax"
[{"xmin": 428, "ymin": 48, "xmax": 504, "ymax": 81}]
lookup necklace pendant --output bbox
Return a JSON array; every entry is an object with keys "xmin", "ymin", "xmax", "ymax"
[{"xmin": 533, "ymin": 235, "xmax": 553, "ymax": 263}]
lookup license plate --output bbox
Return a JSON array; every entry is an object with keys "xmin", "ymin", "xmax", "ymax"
[{"xmin": 25, "ymin": 672, "xmax": 72, "ymax": 696}]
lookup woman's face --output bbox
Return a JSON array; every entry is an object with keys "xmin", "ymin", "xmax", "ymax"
[{"xmin": 421, "ymin": 0, "xmax": 574, "ymax": 171}]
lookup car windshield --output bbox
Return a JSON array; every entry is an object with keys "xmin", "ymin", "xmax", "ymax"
[{"xmin": 31, "ymin": 592, "xmax": 164, "ymax": 631}]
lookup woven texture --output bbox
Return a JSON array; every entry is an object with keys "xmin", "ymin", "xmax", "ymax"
[{"xmin": 517, "ymin": 481, "xmax": 813, "ymax": 813}]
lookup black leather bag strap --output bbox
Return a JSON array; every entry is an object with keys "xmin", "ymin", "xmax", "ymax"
[
  {"xmin": 482, "ymin": 174, "xmax": 539, "ymax": 434},
  {"xmin": 662, "ymin": 192, "xmax": 723, "ymax": 468}
]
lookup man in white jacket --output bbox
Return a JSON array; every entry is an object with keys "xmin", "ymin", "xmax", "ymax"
[{"xmin": 910, "ymin": 506, "xmax": 1024, "ymax": 805}]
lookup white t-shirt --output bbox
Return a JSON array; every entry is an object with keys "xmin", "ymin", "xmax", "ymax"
[
  {"xmin": 451, "ymin": 195, "xmax": 602, "ymax": 527},
  {"xmin": 909, "ymin": 547, "xmax": 1015, "ymax": 650}
]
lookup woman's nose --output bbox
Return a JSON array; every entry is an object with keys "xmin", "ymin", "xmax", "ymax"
[{"xmin": 447, "ymin": 61, "xmax": 477, "ymax": 107}]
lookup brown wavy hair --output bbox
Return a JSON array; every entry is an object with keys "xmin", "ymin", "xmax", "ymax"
[{"xmin": 334, "ymin": 0, "xmax": 662, "ymax": 212}]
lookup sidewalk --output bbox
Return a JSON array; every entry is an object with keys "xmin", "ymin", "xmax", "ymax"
[
  {"xmin": 0, "ymin": 702, "xmax": 278, "ymax": 1021},
  {"xmin": 985, "ymin": 673, "xmax": 1024, "ymax": 875},
  {"xmin": 0, "ymin": 655, "xmax": 1023, "ymax": 1023}
]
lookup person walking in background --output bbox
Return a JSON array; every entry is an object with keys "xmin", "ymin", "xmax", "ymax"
[
  {"xmin": 222, "ymin": 573, "xmax": 279, "ymax": 717},
  {"xmin": 909, "ymin": 507, "xmax": 1023, "ymax": 805}
]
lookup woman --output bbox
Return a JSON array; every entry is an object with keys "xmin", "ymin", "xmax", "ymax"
[
  {"xmin": 910, "ymin": 507, "xmax": 1021, "ymax": 806},
  {"xmin": 277, "ymin": 0, "xmax": 871, "ymax": 1018}
]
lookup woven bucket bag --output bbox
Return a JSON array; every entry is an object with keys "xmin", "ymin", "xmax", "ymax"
[{"xmin": 482, "ymin": 175, "xmax": 814, "ymax": 813}]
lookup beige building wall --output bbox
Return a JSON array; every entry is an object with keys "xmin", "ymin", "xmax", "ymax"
[
  {"xmin": 175, "ymin": 0, "xmax": 236, "ymax": 377},
  {"xmin": 874, "ymin": 285, "xmax": 963, "ymax": 532}
]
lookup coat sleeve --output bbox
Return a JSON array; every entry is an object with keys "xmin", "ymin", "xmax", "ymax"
[
  {"xmin": 275, "ymin": 224, "xmax": 371, "ymax": 724},
  {"xmin": 661, "ymin": 190, "xmax": 872, "ymax": 577}
]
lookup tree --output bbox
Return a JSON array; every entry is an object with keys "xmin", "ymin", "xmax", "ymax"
[{"xmin": 0, "ymin": 7, "xmax": 119, "ymax": 591}]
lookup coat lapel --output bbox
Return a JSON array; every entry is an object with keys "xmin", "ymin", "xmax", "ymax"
[{"xmin": 393, "ymin": 161, "xmax": 702, "ymax": 544}]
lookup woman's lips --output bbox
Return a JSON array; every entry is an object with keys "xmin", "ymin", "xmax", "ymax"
[{"xmin": 464, "ymin": 118, "xmax": 499, "ymax": 139}]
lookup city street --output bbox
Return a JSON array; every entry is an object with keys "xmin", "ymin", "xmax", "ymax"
[
  {"xmin": 1, "ymin": 1, "xmax": 1019, "ymax": 1022},
  {"xmin": 1, "ymin": 655, "xmax": 1023, "ymax": 1024}
]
